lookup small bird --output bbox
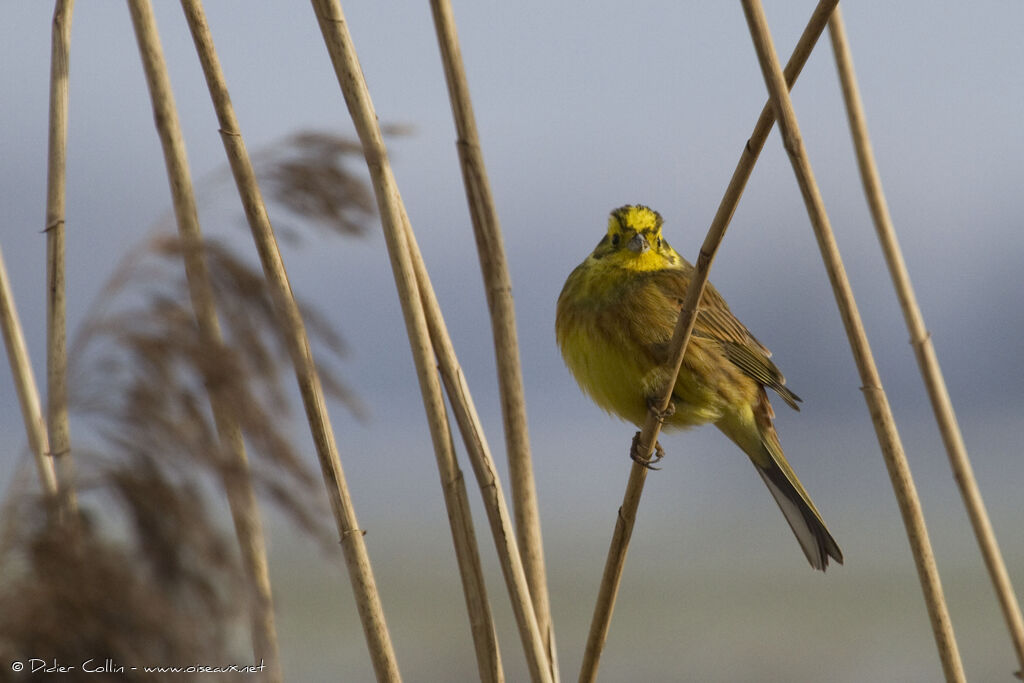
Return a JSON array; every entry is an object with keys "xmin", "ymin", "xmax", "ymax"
[{"xmin": 556, "ymin": 204, "xmax": 842, "ymax": 570}]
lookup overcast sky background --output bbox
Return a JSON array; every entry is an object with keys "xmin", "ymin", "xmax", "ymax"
[{"xmin": 2, "ymin": 2, "xmax": 1023, "ymax": 681}]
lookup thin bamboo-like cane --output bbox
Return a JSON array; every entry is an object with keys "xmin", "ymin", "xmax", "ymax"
[
  {"xmin": 310, "ymin": 2, "xmax": 505, "ymax": 680},
  {"xmin": 741, "ymin": 2, "xmax": 965, "ymax": 680},
  {"xmin": 0, "ymin": 243, "xmax": 59, "ymax": 499},
  {"xmin": 125, "ymin": 2, "xmax": 282, "ymax": 679},
  {"xmin": 426, "ymin": 5, "xmax": 557, "ymax": 676},
  {"xmin": 829, "ymin": 9, "xmax": 1024, "ymax": 677},
  {"xmin": 578, "ymin": 3, "xmax": 838, "ymax": 681},
  {"xmin": 176, "ymin": 2, "xmax": 403, "ymax": 681},
  {"xmin": 402, "ymin": 208, "xmax": 554, "ymax": 683},
  {"xmin": 44, "ymin": 0, "xmax": 77, "ymax": 516}
]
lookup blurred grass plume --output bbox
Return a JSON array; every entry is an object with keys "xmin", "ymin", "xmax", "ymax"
[{"xmin": 0, "ymin": 130, "xmax": 377, "ymax": 676}]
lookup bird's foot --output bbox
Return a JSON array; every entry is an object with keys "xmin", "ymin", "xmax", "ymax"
[
  {"xmin": 647, "ymin": 398, "xmax": 676, "ymax": 425},
  {"xmin": 630, "ymin": 431, "xmax": 664, "ymax": 470}
]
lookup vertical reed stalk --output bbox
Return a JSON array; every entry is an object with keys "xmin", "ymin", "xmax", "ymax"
[
  {"xmin": 829, "ymin": 9, "xmax": 1024, "ymax": 676},
  {"xmin": 741, "ymin": 2, "xmax": 965, "ymax": 680},
  {"xmin": 578, "ymin": 4, "xmax": 838, "ymax": 680},
  {"xmin": 0, "ymin": 243, "xmax": 59, "ymax": 500},
  {"xmin": 311, "ymin": 2, "xmax": 503, "ymax": 680},
  {"xmin": 44, "ymin": 0, "xmax": 77, "ymax": 516},
  {"xmin": 425, "ymin": 5, "xmax": 555, "ymax": 675},
  {"xmin": 402, "ymin": 208, "xmax": 553, "ymax": 683},
  {"xmin": 177, "ymin": 2, "xmax": 403, "ymax": 680},
  {"xmin": 126, "ymin": 2, "xmax": 282, "ymax": 678}
]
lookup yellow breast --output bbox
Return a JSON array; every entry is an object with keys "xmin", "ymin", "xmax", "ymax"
[{"xmin": 556, "ymin": 257, "xmax": 727, "ymax": 429}]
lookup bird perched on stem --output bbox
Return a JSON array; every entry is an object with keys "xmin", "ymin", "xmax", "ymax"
[{"xmin": 556, "ymin": 204, "xmax": 842, "ymax": 570}]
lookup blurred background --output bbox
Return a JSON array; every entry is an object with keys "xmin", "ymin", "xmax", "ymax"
[{"xmin": 2, "ymin": 2, "xmax": 1022, "ymax": 681}]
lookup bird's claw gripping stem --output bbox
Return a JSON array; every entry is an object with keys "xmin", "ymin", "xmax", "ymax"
[
  {"xmin": 629, "ymin": 400, "xmax": 674, "ymax": 468},
  {"xmin": 648, "ymin": 398, "xmax": 676, "ymax": 425},
  {"xmin": 630, "ymin": 431, "xmax": 664, "ymax": 470}
]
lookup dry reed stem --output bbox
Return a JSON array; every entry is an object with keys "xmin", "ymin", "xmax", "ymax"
[
  {"xmin": 44, "ymin": 0, "xmax": 77, "ymax": 517},
  {"xmin": 402, "ymin": 209, "xmax": 554, "ymax": 683},
  {"xmin": 741, "ymin": 1, "xmax": 965, "ymax": 680},
  {"xmin": 0, "ymin": 243, "xmax": 59, "ymax": 499},
  {"xmin": 578, "ymin": 4, "xmax": 838, "ymax": 681},
  {"xmin": 177, "ymin": 2, "xmax": 403, "ymax": 680},
  {"xmin": 126, "ymin": 2, "xmax": 282, "ymax": 678},
  {"xmin": 426, "ymin": 3, "xmax": 556, "ymax": 675},
  {"xmin": 311, "ymin": 2, "xmax": 504, "ymax": 680},
  {"xmin": 828, "ymin": 9, "xmax": 1024, "ymax": 676},
  {"xmin": 707, "ymin": 0, "xmax": 838, "ymax": 236}
]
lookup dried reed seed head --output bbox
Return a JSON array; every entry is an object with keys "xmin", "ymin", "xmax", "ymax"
[
  {"xmin": 2, "ymin": 129, "xmax": 379, "ymax": 659},
  {"xmin": 259, "ymin": 130, "xmax": 387, "ymax": 238}
]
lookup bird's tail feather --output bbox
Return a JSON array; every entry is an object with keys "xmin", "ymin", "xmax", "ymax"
[
  {"xmin": 716, "ymin": 391, "xmax": 843, "ymax": 571},
  {"xmin": 755, "ymin": 458, "xmax": 843, "ymax": 571}
]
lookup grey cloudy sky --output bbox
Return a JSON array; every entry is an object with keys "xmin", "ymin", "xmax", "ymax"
[{"xmin": 2, "ymin": 2, "xmax": 1023, "ymax": 680}]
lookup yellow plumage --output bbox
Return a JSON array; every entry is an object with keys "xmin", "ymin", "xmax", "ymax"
[{"xmin": 556, "ymin": 205, "xmax": 842, "ymax": 570}]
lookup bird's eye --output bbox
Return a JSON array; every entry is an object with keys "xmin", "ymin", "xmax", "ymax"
[{"xmin": 611, "ymin": 234, "xmax": 620, "ymax": 246}]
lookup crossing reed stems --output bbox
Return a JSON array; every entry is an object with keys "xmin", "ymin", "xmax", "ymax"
[
  {"xmin": 829, "ymin": 8, "xmax": 1024, "ymax": 677},
  {"xmin": 577, "ymin": 3, "xmax": 838, "ymax": 680},
  {"xmin": 402, "ymin": 207, "xmax": 554, "ymax": 683},
  {"xmin": 0, "ymin": 244, "xmax": 58, "ymax": 500},
  {"xmin": 426, "ymin": 4, "xmax": 557, "ymax": 677},
  {"xmin": 741, "ymin": 1, "xmax": 965, "ymax": 680},
  {"xmin": 177, "ymin": 3, "xmax": 408, "ymax": 681},
  {"xmin": 311, "ymin": 1, "xmax": 505, "ymax": 679},
  {"xmin": 126, "ymin": 2, "xmax": 282, "ymax": 678}
]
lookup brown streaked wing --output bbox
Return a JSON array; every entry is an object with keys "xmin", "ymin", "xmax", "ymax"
[{"xmin": 647, "ymin": 269, "xmax": 802, "ymax": 410}]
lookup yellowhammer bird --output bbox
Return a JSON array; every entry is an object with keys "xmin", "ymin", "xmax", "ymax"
[{"xmin": 556, "ymin": 204, "xmax": 842, "ymax": 570}]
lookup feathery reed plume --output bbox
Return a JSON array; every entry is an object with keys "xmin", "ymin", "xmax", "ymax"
[
  {"xmin": 127, "ymin": 2, "xmax": 287, "ymax": 674},
  {"xmin": 256, "ymin": 131, "xmax": 375, "ymax": 239},
  {"xmin": 0, "ymin": 473, "xmax": 243, "ymax": 680},
  {"xmin": 181, "ymin": 1, "xmax": 402, "ymax": 676},
  {"xmin": 70, "ymin": 233, "xmax": 354, "ymax": 548},
  {"xmin": 741, "ymin": 1, "xmax": 965, "ymax": 680},
  {"xmin": 1, "ymin": 176, "xmax": 365, "ymax": 678}
]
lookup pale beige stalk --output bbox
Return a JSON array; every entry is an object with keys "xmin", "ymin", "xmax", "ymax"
[
  {"xmin": 426, "ymin": 4, "xmax": 556, "ymax": 675},
  {"xmin": 829, "ymin": 9, "xmax": 1024, "ymax": 677},
  {"xmin": 402, "ymin": 208, "xmax": 553, "ymax": 683},
  {"xmin": 44, "ymin": 0, "xmax": 77, "ymax": 516},
  {"xmin": 126, "ymin": 2, "xmax": 282, "ymax": 679},
  {"xmin": 706, "ymin": 0, "xmax": 839, "ymax": 237},
  {"xmin": 0, "ymin": 243, "xmax": 59, "ymax": 499},
  {"xmin": 177, "ymin": 2, "xmax": 403, "ymax": 680},
  {"xmin": 741, "ymin": 1, "xmax": 965, "ymax": 680},
  {"xmin": 311, "ymin": 2, "xmax": 504, "ymax": 680},
  {"xmin": 578, "ymin": 3, "xmax": 839, "ymax": 680}
]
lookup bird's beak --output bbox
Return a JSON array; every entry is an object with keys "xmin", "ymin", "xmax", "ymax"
[{"xmin": 627, "ymin": 232, "xmax": 650, "ymax": 254}]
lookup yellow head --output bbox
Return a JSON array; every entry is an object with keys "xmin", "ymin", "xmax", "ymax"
[{"xmin": 590, "ymin": 205, "xmax": 680, "ymax": 271}]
